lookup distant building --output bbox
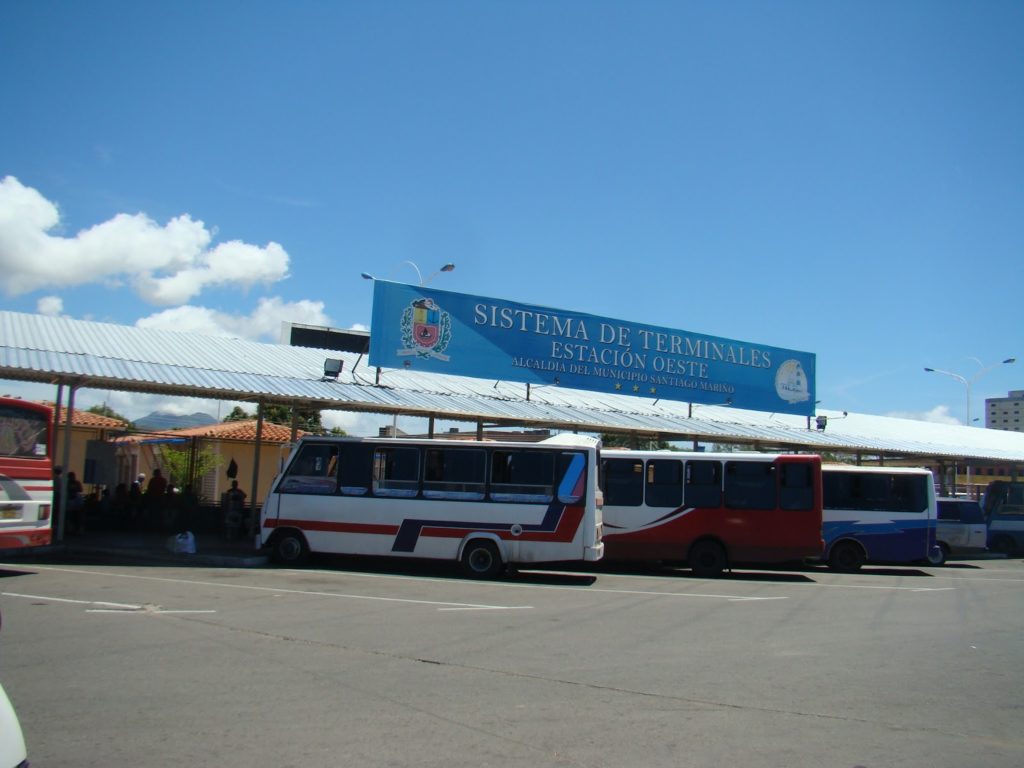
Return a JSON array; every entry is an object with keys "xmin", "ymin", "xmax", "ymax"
[{"xmin": 986, "ymin": 390, "xmax": 1024, "ymax": 432}]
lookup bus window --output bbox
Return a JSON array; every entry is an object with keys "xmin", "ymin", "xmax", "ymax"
[
  {"xmin": 0, "ymin": 403, "xmax": 49, "ymax": 458},
  {"xmin": 645, "ymin": 459, "xmax": 683, "ymax": 508},
  {"xmin": 888, "ymin": 474, "xmax": 927, "ymax": 513},
  {"xmin": 556, "ymin": 452, "xmax": 587, "ymax": 504},
  {"xmin": 685, "ymin": 460, "xmax": 722, "ymax": 508},
  {"xmin": 779, "ymin": 462, "xmax": 814, "ymax": 511},
  {"xmin": 280, "ymin": 443, "xmax": 339, "ymax": 495},
  {"xmin": 339, "ymin": 444, "xmax": 373, "ymax": 496},
  {"xmin": 372, "ymin": 447, "xmax": 420, "ymax": 498},
  {"xmin": 724, "ymin": 461, "xmax": 777, "ymax": 510},
  {"xmin": 422, "ymin": 448, "xmax": 486, "ymax": 500},
  {"xmin": 823, "ymin": 471, "xmax": 928, "ymax": 513},
  {"xmin": 601, "ymin": 458, "xmax": 643, "ymax": 507},
  {"xmin": 491, "ymin": 450, "xmax": 554, "ymax": 503}
]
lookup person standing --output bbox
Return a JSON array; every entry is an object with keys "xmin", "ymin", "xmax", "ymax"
[
  {"xmin": 145, "ymin": 468, "xmax": 168, "ymax": 529},
  {"xmin": 223, "ymin": 480, "xmax": 247, "ymax": 540},
  {"xmin": 66, "ymin": 471, "xmax": 84, "ymax": 535}
]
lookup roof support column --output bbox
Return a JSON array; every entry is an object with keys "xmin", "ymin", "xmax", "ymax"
[
  {"xmin": 56, "ymin": 382, "xmax": 77, "ymax": 543},
  {"xmin": 249, "ymin": 400, "xmax": 264, "ymax": 544},
  {"xmin": 937, "ymin": 461, "xmax": 948, "ymax": 497}
]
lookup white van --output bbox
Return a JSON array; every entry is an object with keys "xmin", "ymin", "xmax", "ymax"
[
  {"xmin": 935, "ymin": 497, "xmax": 988, "ymax": 560},
  {"xmin": 0, "ymin": 607, "xmax": 28, "ymax": 768},
  {"xmin": 0, "ymin": 681, "xmax": 28, "ymax": 768}
]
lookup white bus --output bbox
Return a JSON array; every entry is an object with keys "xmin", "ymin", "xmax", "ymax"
[
  {"xmin": 821, "ymin": 465, "xmax": 940, "ymax": 571},
  {"xmin": 260, "ymin": 434, "xmax": 604, "ymax": 577}
]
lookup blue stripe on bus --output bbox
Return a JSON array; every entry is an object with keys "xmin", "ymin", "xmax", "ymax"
[
  {"xmin": 824, "ymin": 518, "xmax": 934, "ymax": 562},
  {"xmin": 391, "ymin": 500, "xmax": 567, "ymax": 552}
]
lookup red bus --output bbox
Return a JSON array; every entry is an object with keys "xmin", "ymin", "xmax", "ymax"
[
  {"xmin": 0, "ymin": 397, "xmax": 54, "ymax": 549},
  {"xmin": 600, "ymin": 450, "xmax": 823, "ymax": 577}
]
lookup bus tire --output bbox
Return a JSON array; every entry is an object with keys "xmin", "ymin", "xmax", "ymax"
[
  {"xmin": 460, "ymin": 539, "xmax": 504, "ymax": 579},
  {"xmin": 272, "ymin": 529, "xmax": 310, "ymax": 566},
  {"xmin": 989, "ymin": 534, "xmax": 1016, "ymax": 556},
  {"xmin": 927, "ymin": 543, "xmax": 948, "ymax": 566},
  {"xmin": 688, "ymin": 540, "xmax": 727, "ymax": 578},
  {"xmin": 828, "ymin": 540, "xmax": 864, "ymax": 572}
]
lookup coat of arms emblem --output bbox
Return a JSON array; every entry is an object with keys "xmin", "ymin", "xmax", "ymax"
[{"xmin": 397, "ymin": 297, "xmax": 452, "ymax": 361}]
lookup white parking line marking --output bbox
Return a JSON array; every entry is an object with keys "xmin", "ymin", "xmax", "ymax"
[
  {"xmin": 2, "ymin": 591, "xmax": 219, "ymax": 614},
  {"xmin": 290, "ymin": 566, "xmax": 788, "ymax": 602},
  {"xmin": 2, "ymin": 591, "xmax": 141, "ymax": 609},
  {"xmin": 4, "ymin": 565, "xmax": 533, "ymax": 611},
  {"xmin": 438, "ymin": 606, "xmax": 534, "ymax": 612},
  {"xmin": 804, "ymin": 584, "xmax": 956, "ymax": 592},
  {"xmin": 85, "ymin": 609, "xmax": 218, "ymax": 614}
]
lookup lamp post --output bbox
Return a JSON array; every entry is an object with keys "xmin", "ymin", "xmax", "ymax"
[
  {"xmin": 361, "ymin": 261, "xmax": 455, "ymax": 286},
  {"xmin": 924, "ymin": 357, "xmax": 1016, "ymax": 493}
]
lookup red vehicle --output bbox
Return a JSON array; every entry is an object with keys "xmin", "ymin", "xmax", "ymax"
[
  {"xmin": 600, "ymin": 450, "xmax": 823, "ymax": 576},
  {"xmin": 0, "ymin": 397, "xmax": 54, "ymax": 549}
]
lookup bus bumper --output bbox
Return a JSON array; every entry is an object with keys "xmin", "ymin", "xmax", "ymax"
[{"xmin": 585, "ymin": 542, "xmax": 605, "ymax": 562}]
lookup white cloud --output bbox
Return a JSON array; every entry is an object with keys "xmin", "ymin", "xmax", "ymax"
[
  {"xmin": 36, "ymin": 295, "xmax": 63, "ymax": 316},
  {"xmin": 884, "ymin": 405, "xmax": 961, "ymax": 425},
  {"xmin": 0, "ymin": 176, "xmax": 290, "ymax": 304},
  {"xmin": 135, "ymin": 296, "xmax": 331, "ymax": 342}
]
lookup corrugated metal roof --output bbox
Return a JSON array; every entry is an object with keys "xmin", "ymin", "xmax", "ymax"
[{"xmin": 2, "ymin": 310, "xmax": 1023, "ymax": 463}]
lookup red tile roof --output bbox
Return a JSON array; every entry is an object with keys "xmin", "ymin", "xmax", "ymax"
[
  {"xmin": 116, "ymin": 420, "xmax": 307, "ymax": 444},
  {"xmin": 39, "ymin": 402, "xmax": 129, "ymax": 429},
  {"xmin": 168, "ymin": 420, "xmax": 306, "ymax": 443}
]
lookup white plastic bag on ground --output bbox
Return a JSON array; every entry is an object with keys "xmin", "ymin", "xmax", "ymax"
[{"xmin": 166, "ymin": 531, "xmax": 197, "ymax": 554}]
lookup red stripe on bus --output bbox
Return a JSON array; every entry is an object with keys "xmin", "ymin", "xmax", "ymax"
[{"xmin": 264, "ymin": 518, "xmax": 400, "ymax": 536}]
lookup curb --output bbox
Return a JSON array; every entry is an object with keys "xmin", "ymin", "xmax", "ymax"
[
  {"xmin": 66, "ymin": 545, "xmax": 270, "ymax": 568},
  {"xmin": 0, "ymin": 543, "xmax": 268, "ymax": 568}
]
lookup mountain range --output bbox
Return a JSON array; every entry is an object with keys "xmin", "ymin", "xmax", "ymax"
[{"xmin": 133, "ymin": 411, "xmax": 219, "ymax": 431}]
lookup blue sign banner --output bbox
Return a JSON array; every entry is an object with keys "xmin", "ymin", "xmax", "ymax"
[{"xmin": 368, "ymin": 281, "xmax": 816, "ymax": 416}]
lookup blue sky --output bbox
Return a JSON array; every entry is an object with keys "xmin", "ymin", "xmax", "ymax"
[{"xmin": 1, "ymin": 1, "xmax": 1021, "ymax": 430}]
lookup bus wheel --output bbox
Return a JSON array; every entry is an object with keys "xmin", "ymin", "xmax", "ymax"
[
  {"xmin": 927, "ymin": 543, "xmax": 948, "ymax": 566},
  {"xmin": 828, "ymin": 541, "xmax": 864, "ymax": 572},
  {"xmin": 460, "ymin": 539, "xmax": 504, "ymax": 579},
  {"xmin": 688, "ymin": 540, "xmax": 727, "ymax": 578},
  {"xmin": 272, "ymin": 530, "xmax": 310, "ymax": 566},
  {"xmin": 990, "ymin": 535, "xmax": 1016, "ymax": 556}
]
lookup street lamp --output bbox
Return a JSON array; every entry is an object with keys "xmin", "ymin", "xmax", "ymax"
[
  {"xmin": 923, "ymin": 357, "xmax": 1016, "ymax": 427},
  {"xmin": 361, "ymin": 261, "xmax": 455, "ymax": 286},
  {"xmin": 924, "ymin": 357, "xmax": 1016, "ymax": 492}
]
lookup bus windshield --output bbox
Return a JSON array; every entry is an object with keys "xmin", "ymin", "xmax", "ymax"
[{"xmin": 0, "ymin": 403, "xmax": 50, "ymax": 459}]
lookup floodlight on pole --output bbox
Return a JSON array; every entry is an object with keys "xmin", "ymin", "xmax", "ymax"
[
  {"xmin": 924, "ymin": 357, "xmax": 1016, "ymax": 491},
  {"xmin": 923, "ymin": 357, "xmax": 1016, "ymax": 427},
  {"xmin": 360, "ymin": 262, "xmax": 455, "ymax": 286}
]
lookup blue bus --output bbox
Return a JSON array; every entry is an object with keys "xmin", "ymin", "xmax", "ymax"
[{"xmin": 821, "ymin": 465, "xmax": 940, "ymax": 571}]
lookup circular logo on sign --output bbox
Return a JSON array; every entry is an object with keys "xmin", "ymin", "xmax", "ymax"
[{"xmin": 775, "ymin": 359, "xmax": 810, "ymax": 403}]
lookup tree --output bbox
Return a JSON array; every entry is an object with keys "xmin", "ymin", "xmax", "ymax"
[
  {"xmin": 262, "ymin": 404, "xmax": 324, "ymax": 432},
  {"xmin": 600, "ymin": 433, "xmax": 673, "ymax": 450},
  {"xmin": 223, "ymin": 406, "xmax": 250, "ymax": 422},
  {"xmin": 87, "ymin": 403, "xmax": 132, "ymax": 426},
  {"xmin": 157, "ymin": 444, "xmax": 225, "ymax": 499},
  {"xmin": 222, "ymin": 404, "xmax": 328, "ymax": 433}
]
